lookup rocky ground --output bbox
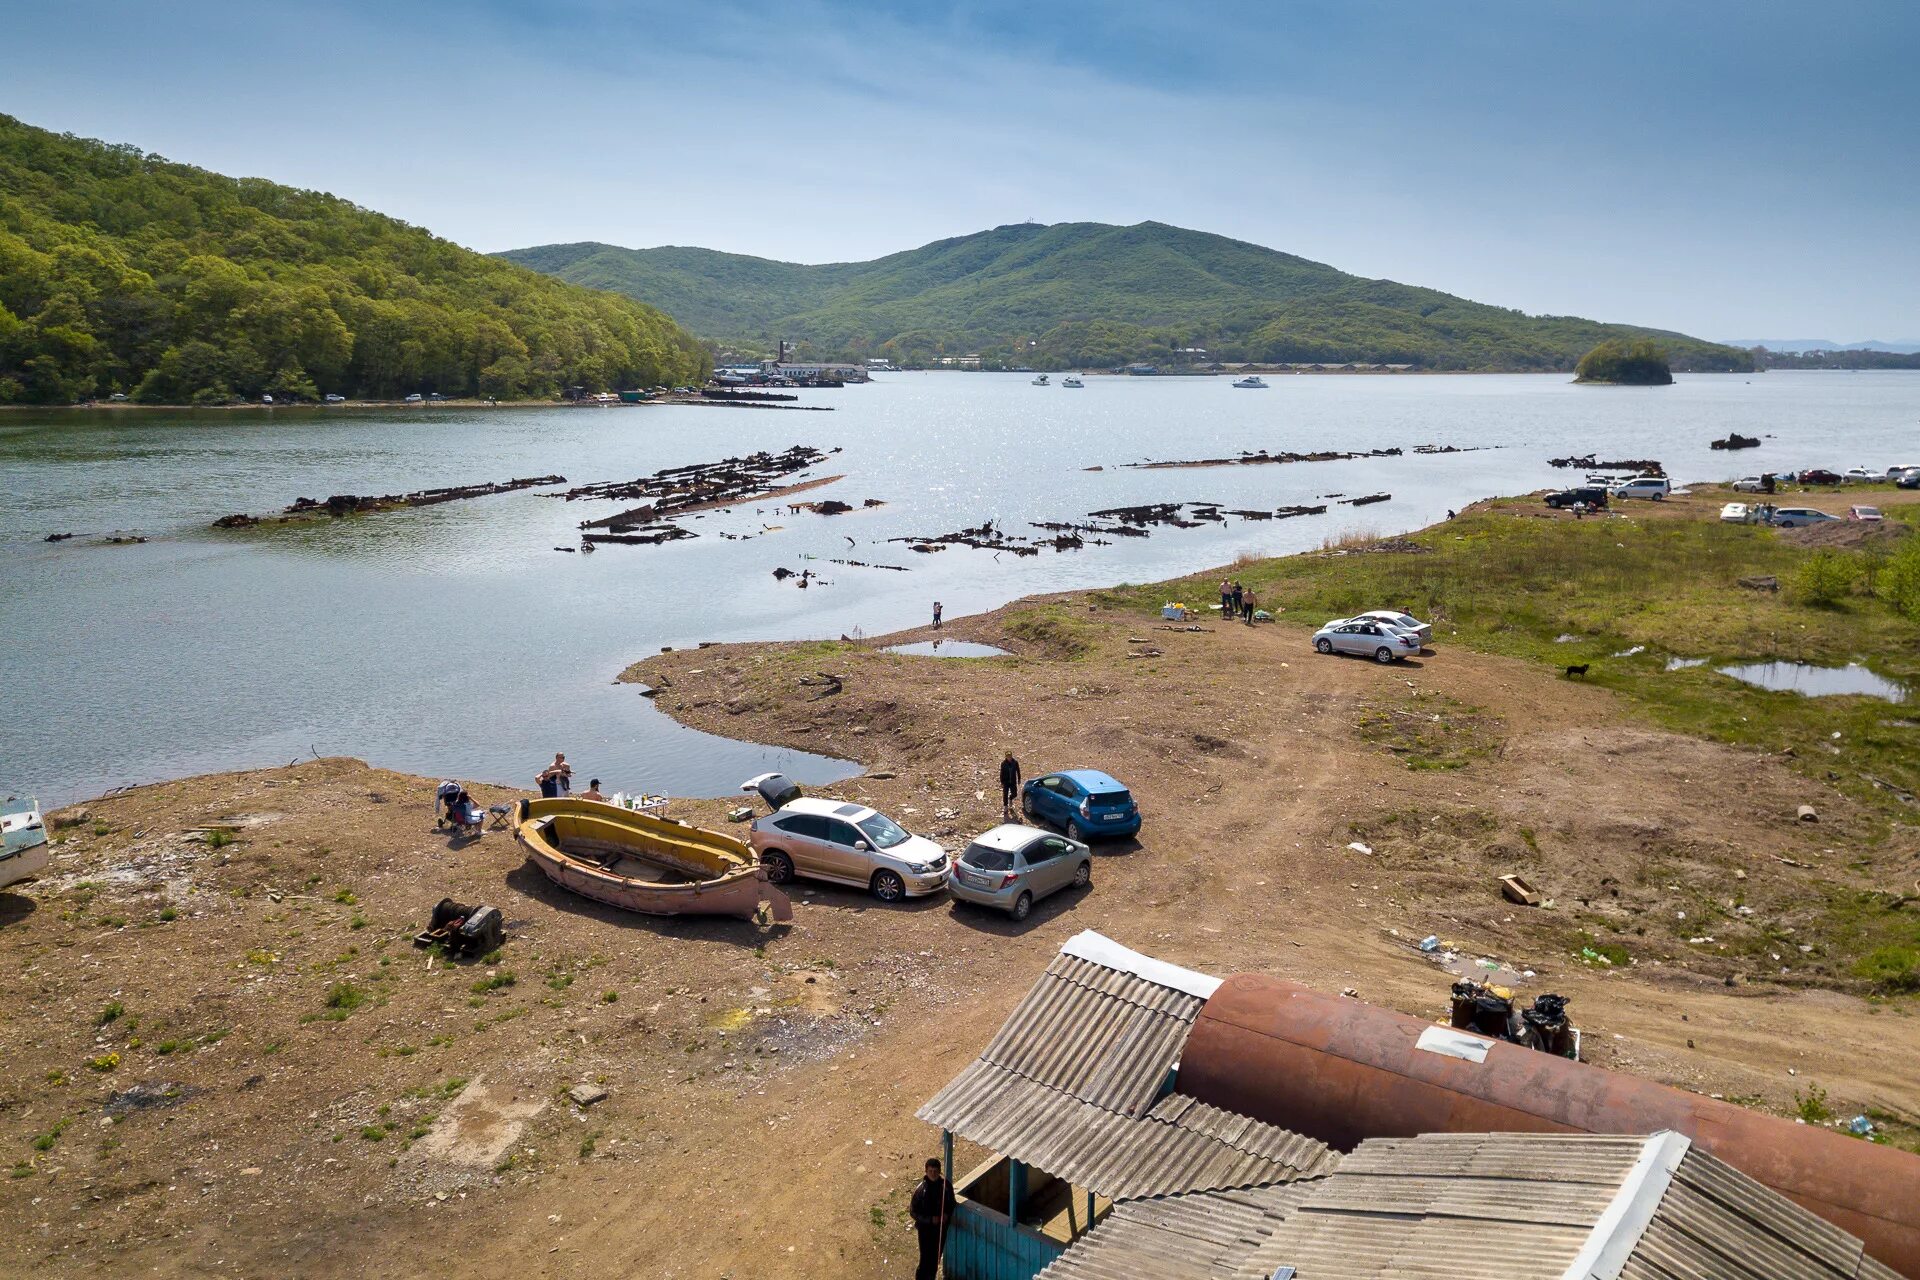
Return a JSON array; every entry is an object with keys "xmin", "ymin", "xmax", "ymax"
[{"xmin": 3, "ymin": 511, "xmax": 1918, "ymax": 1278}]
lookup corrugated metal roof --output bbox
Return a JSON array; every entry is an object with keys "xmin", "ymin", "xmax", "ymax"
[
  {"xmin": 1036, "ymin": 1180, "xmax": 1325, "ymax": 1280},
  {"xmin": 918, "ymin": 944, "xmax": 1332, "ymax": 1200},
  {"xmin": 1617, "ymin": 1146, "xmax": 1874, "ymax": 1280}
]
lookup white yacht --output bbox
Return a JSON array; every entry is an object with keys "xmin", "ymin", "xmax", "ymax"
[
  {"xmin": 1232, "ymin": 374, "xmax": 1269, "ymax": 388},
  {"xmin": 1031, "ymin": 373, "xmax": 1049, "ymax": 385},
  {"xmin": 1062, "ymin": 374, "xmax": 1084, "ymax": 388},
  {"xmin": 1, "ymin": 795, "xmax": 50, "ymax": 890}
]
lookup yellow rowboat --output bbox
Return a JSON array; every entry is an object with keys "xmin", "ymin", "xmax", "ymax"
[{"xmin": 511, "ymin": 797, "xmax": 791, "ymax": 922}]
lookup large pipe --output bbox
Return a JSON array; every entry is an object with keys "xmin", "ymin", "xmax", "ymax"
[{"xmin": 1178, "ymin": 974, "xmax": 1920, "ymax": 1278}]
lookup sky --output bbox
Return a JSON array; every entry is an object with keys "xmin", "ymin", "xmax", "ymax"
[{"xmin": 4, "ymin": 0, "xmax": 1916, "ymax": 342}]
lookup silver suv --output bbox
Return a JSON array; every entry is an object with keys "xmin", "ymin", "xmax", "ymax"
[{"xmin": 749, "ymin": 797, "xmax": 949, "ymax": 901}]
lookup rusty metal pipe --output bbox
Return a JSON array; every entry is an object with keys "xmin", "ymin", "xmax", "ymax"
[{"xmin": 1178, "ymin": 974, "xmax": 1920, "ymax": 1278}]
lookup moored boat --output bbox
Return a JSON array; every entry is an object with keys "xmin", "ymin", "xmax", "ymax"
[
  {"xmin": 1, "ymin": 795, "xmax": 50, "ymax": 890},
  {"xmin": 1062, "ymin": 374, "xmax": 1084, "ymax": 387},
  {"xmin": 1031, "ymin": 373, "xmax": 1049, "ymax": 385},
  {"xmin": 1232, "ymin": 374, "xmax": 1269, "ymax": 388},
  {"xmin": 512, "ymin": 797, "xmax": 791, "ymax": 922}
]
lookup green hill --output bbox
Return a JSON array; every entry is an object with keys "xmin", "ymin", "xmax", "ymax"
[
  {"xmin": 501, "ymin": 222, "xmax": 1752, "ymax": 373},
  {"xmin": 0, "ymin": 114, "xmax": 707, "ymax": 405}
]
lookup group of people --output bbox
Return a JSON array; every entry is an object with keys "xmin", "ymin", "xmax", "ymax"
[
  {"xmin": 1217, "ymin": 577, "xmax": 1260, "ymax": 625},
  {"xmin": 535, "ymin": 752, "xmax": 604, "ymax": 802}
]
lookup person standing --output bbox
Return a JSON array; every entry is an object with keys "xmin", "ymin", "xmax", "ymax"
[
  {"xmin": 1229, "ymin": 580, "xmax": 1243, "ymax": 619},
  {"xmin": 932, "ymin": 601, "xmax": 944, "ymax": 629},
  {"xmin": 538, "ymin": 752, "xmax": 572, "ymax": 798},
  {"xmin": 1219, "ymin": 577, "xmax": 1233, "ymax": 616},
  {"xmin": 910, "ymin": 1157, "xmax": 955, "ymax": 1280},
  {"xmin": 1241, "ymin": 587, "xmax": 1257, "ymax": 624},
  {"xmin": 999, "ymin": 751, "xmax": 1022, "ymax": 816}
]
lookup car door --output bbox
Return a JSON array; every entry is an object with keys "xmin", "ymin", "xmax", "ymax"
[
  {"xmin": 1334, "ymin": 623, "xmax": 1369, "ymax": 656},
  {"xmin": 1033, "ymin": 776, "xmax": 1067, "ymax": 825},
  {"xmin": 774, "ymin": 814, "xmax": 832, "ymax": 879},
  {"xmin": 1027, "ymin": 836, "xmax": 1076, "ymax": 896},
  {"xmin": 822, "ymin": 819, "xmax": 871, "ymax": 882}
]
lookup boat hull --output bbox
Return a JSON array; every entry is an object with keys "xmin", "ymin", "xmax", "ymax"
[
  {"xmin": 0, "ymin": 841, "xmax": 50, "ymax": 891},
  {"xmin": 512, "ymin": 798, "xmax": 790, "ymax": 923}
]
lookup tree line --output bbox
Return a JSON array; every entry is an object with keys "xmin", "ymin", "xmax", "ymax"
[{"xmin": 0, "ymin": 114, "xmax": 708, "ymax": 405}]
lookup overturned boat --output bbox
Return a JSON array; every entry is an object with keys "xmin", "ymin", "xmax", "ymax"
[
  {"xmin": 511, "ymin": 797, "xmax": 791, "ymax": 922},
  {"xmin": 1, "ymin": 795, "xmax": 50, "ymax": 891}
]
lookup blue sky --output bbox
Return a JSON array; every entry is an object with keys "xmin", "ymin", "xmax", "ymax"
[{"xmin": 5, "ymin": 0, "xmax": 1916, "ymax": 340}]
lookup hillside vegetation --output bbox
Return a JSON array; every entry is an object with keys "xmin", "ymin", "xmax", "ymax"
[
  {"xmin": 0, "ymin": 114, "xmax": 707, "ymax": 404},
  {"xmin": 1575, "ymin": 339, "xmax": 1675, "ymax": 385},
  {"xmin": 502, "ymin": 221, "xmax": 1754, "ymax": 373}
]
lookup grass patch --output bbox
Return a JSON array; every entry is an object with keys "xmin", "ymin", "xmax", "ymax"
[
  {"xmin": 1354, "ymin": 693, "xmax": 1501, "ymax": 770},
  {"xmin": 471, "ymin": 971, "xmax": 517, "ymax": 994},
  {"xmin": 31, "ymin": 1118, "xmax": 71, "ymax": 1152},
  {"xmin": 97, "ymin": 1000, "xmax": 125, "ymax": 1026},
  {"xmin": 1003, "ymin": 603, "xmax": 1100, "ymax": 659},
  {"xmin": 204, "ymin": 827, "xmax": 236, "ymax": 849}
]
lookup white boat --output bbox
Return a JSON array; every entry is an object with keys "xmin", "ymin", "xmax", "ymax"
[
  {"xmin": 1, "ymin": 795, "xmax": 50, "ymax": 890},
  {"xmin": 1233, "ymin": 375, "xmax": 1269, "ymax": 388},
  {"xmin": 1062, "ymin": 375, "xmax": 1084, "ymax": 388},
  {"xmin": 1031, "ymin": 374, "xmax": 1049, "ymax": 385}
]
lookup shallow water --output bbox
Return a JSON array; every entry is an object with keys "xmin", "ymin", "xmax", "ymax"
[
  {"xmin": 1715, "ymin": 661, "xmax": 1910, "ymax": 702},
  {"xmin": 881, "ymin": 640, "xmax": 1011, "ymax": 658},
  {"xmin": 3, "ymin": 370, "xmax": 1916, "ymax": 805}
]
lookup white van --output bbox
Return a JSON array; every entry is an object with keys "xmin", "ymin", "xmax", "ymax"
[{"xmin": 1610, "ymin": 476, "xmax": 1671, "ymax": 500}]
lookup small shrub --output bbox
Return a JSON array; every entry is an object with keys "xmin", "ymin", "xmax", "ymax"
[
  {"xmin": 92, "ymin": 822, "xmax": 112, "ymax": 837},
  {"xmin": 331, "ymin": 888, "xmax": 357, "ymax": 906},
  {"xmin": 158, "ymin": 906, "xmax": 178, "ymax": 922},
  {"xmin": 204, "ymin": 828, "xmax": 235, "ymax": 849},
  {"xmin": 1792, "ymin": 549, "xmax": 1857, "ymax": 605},
  {"xmin": 155, "ymin": 1040, "xmax": 180, "ymax": 1055},
  {"xmin": 471, "ymin": 972, "xmax": 516, "ymax": 994},
  {"xmin": 325, "ymin": 982, "xmax": 367, "ymax": 1014},
  {"xmin": 1795, "ymin": 1083, "xmax": 1834, "ymax": 1124},
  {"xmin": 31, "ymin": 1119, "xmax": 70, "ymax": 1152},
  {"xmin": 360, "ymin": 1125, "xmax": 386, "ymax": 1142},
  {"xmin": 1854, "ymin": 944, "xmax": 1920, "ymax": 994},
  {"xmin": 87, "ymin": 1052, "xmax": 121, "ymax": 1073},
  {"xmin": 601, "ymin": 991, "xmax": 618, "ymax": 1004},
  {"xmin": 97, "ymin": 1001, "xmax": 125, "ymax": 1025}
]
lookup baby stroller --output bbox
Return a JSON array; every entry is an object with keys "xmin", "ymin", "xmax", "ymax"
[{"xmin": 435, "ymin": 781, "xmax": 484, "ymax": 839}]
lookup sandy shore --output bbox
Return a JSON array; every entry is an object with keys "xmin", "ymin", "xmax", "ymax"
[{"xmin": 4, "ymin": 499, "xmax": 1916, "ymax": 1277}]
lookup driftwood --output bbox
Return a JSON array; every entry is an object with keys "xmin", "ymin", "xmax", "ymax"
[
  {"xmin": 212, "ymin": 474, "xmax": 566, "ymax": 529},
  {"xmin": 1342, "ymin": 492, "xmax": 1392, "ymax": 507},
  {"xmin": 1123, "ymin": 447, "xmax": 1403, "ymax": 470},
  {"xmin": 1549, "ymin": 455, "xmax": 1664, "ymax": 475},
  {"xmin": 567, "ymin": 447, "xmax": 831, "ymax": 535},
  {"xmin": 582, "ymin": 525, "xmax": 696, "ymax": 546}
]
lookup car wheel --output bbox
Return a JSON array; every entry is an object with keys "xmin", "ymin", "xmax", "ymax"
[
  {"xmin": 870, "ymin": 869, "xmax": 905, "ymax": 902},
  {"xmin": 1021, "ymin": 792, "xmax": 1039, "ymax": 820},
  {"xmin": 1652, "ymin": 493, "xmax": 1664, "ymax": 501},
  {"xmin": 1314, "ymin": 638, "xmax": 1333, "ymax": 654},
  {"xmin": 1374, "ymin": 647, "xmax": 1395, "ymax": 664},
  {"xmin": 1011, "ymin": 891, "xmax": 1033, "ymax": 921},
  {"xmin": 1067, "ymin": 819, "xmax": 1089, "ymax": 842},
  {"xmin": 1073, "ymin": 861, "xmax": 1091, "ymax": 889},
  {"xmin": 761, "ymin": 850, "xmax": 795, "ymax": 885}
]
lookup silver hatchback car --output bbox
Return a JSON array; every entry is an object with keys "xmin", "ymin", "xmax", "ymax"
[
  {"xmin": 1313, "ymin": 618, "xmax": 1422, "ymax": 663},
  {"xmin": 948, "ymin": 824, "xmax": 1091, "ymax": 921}
]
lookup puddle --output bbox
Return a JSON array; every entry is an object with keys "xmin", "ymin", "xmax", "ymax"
[
  {"xmin": 1716, "ymin": 661, "xmax": 1909, "ymax": 702},
  {"xmin": 882, "ymin": 640, "xmax": 1010, "ymax": 658},
  {"xmin": 1666, "ymin": 657, "xmax": 1708, "ymax": 671},
  {"xmin": 1613, "ymin": 645, "xmax": 1646, "ymax": 657}
]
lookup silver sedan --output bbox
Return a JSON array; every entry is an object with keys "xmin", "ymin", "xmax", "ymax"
[
  {"xmin": 1313, "ymin": 618, "xmax": 1422, "ymax": 663},
  {"xmin": 1339, "ymin": 610, "xmax": 1432, "ymax": 646}
]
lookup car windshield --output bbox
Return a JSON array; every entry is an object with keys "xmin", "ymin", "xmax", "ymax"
[
  {"xmin": 963, "ymin": 844, "xmax": 1013, "ymax": 871},
  {"xmin": 856, "ymin": 813, "xmax": 911, "ymax": 849}
]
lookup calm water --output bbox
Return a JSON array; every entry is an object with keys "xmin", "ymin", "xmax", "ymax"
[
  {"xmin": 4, "ymin": 371, "xmax": 1916, "ymax": 806},
  {"xmin": 1715, "ymin": 661, "xmax": 1911, "ymax": 702}
]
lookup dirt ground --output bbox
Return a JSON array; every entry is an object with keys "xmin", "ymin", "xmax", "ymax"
[{"xmin": 4, "ymin": 536, "xmax": 1919, "ymax": 1277}]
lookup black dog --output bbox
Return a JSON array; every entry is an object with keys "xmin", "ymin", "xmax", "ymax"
[{"xmin": 1564, "ymin": 663, "xmax": 1590, "ymax": 677}]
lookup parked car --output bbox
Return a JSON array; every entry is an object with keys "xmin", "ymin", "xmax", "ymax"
[
  {"xmin": 1336, "ymin": 610, "xmax": 1433, "ymax": 646},
  {"xmin": 107, "ymin": 392, "xmax": 128, "ymax": 402},
  {"xmin": 1796, "ymin": 468, "xmax": 1842, "ymax": 485},
  {"xmin": 324, "ymin": 393, "xmax": 347, "ymax": 404},
  {"xmin": 1849, "ymin": 505, "xmax": 1884, "ymax": 522},
  {"xmin": 1900, "ymin": 471, "xmax": 1920, "ymax": 490},
  {"xmin": 1720, "ymin": 502, "xmax": 1750, "ymax": 523},
  {"xmin": 749, "ymin": 797, "xmax": 949, "ymax": 901},
  {"xmin": 1020, "ymin": 770, "xmax": 1141, "ymax": 841},
  {"xmin": 404, "ymin": 393, "xmax": 424, "ymax": 403},
  {"xmin": 1313, "ymin": 618, "xmax": 1422, "ymax": 663},
  {"xmin": 1769, "ymin": 507, "xmax": 1839, "ymax": 528},
  {"xmin": 1609, "ymin": 476, "xmax": 1670, "ymax": 500},
  {"xmin": 1544, "ymin": 486, "xmax": 1609, "ymax": 509},
  {"xmin": 1842, "ymin": 467, "xmax": 1885, "ymax": 484},
  {"xmin": 948, "ymin": 824, "xmax": 1091, "ymax": 920},
  {"xmin": 1731, "ymin": 476, "xmax": 1767, "ymax": 493}
]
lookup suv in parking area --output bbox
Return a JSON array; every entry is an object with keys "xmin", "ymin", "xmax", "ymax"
[
  {"xmin": 1021, "ymin": 770, "xmax": 1141, "ymax": 841},
  {"xmin": 749, "ymin": 797, "xmax": 949, "ymax": 901},
  {"xmin": 1544, "ymin": 486, "xmax": 1609, "ymax": 509},
  {"xmin": 1609, "ymin": 476, "xmax": 1670, "ymax": 500}
]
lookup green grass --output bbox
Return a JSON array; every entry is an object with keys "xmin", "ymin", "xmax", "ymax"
[
  {"xmin": 1354, "ymin": 693, "xmax": 1500, "ymax": 770},
  {"xmin": 1003, "ymin": 603, "xmax": 1101, "ymax": 659},
  {"xmin": 471, "ymin": 972, "xmax": 516, "ymax": 994}
]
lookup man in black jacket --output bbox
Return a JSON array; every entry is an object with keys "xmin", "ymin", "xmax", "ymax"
[
  {"xmin": 910, "ymin": 1157, "xmax": 955, "ymax": 1280},
  {"xmin": 999, "ymin": 752, "xmax": 1022, "ymax": 816}
]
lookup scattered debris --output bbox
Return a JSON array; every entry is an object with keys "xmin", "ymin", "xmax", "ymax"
[
  {"xmin": 1796, "ymin": 805, "xmax": 1819, "ymax": 823},
  {"xmin": 217, "ymin": 475, "xmax": 566, "ymax": 528},
  {"xmin": 1123, "ymin": 446, "xmax": 1405, "ymax": 470},
  {"xmin": 567, "ymin": 1083, "xmax": 609, "ymax": 1108},
  {"xmin": 1499, "ymin": 874, "xmax": 1541, "ymax": 907},
  {"xmin": 1738, "ymin": 575, "xmax": 1781, "ymax": 592},
  {"xmin": 1548, "ymin": 455, "xmax": 1664, "ymax": 474}
]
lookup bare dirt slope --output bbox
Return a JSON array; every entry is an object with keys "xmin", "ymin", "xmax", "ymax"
[{"xmin": 3, "ymin": 592, "xmax": 1916, "ymax": 1277}]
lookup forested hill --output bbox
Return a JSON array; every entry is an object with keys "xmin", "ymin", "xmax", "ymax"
[
  {"xmin": 502, "ymin": 222, "xmax": 1752, "ymax": 373},
  {"xmin": 0, "ymin": 114, "xmax": 707, "ymax": 404}
]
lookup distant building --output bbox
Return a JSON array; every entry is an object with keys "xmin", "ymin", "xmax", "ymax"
[
  {"xmin": 1122, "ymin": 363, "xmax": 1158, "ymax": 376},
  {"xmin": 935, "ymin": 354, "xmax": 984, "ymax": 369},
  {"xmin": 758, "ymin": 359, "xmax": 870, "ymax": 382}
]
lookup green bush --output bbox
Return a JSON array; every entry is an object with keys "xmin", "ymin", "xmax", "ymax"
[
  {"xmin": 1854, "ymin": 944, "xmax": 1920, "ymax": 993},
  {"xmin": 1793, "ymin": 550, "xmax": 1858, "ymax": 605},
  {"xmin": 1878, "ymin": 537, "xmax": 1920, "ymax": 622}
]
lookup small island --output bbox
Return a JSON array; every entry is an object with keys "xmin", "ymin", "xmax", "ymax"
[{"xmin": 1574, "ymin": 339, "xmax": 1674, "ymax": 385}]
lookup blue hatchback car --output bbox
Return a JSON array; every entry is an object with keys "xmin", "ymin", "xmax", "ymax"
[{"xmin": 1020, "ymin": 769, "xmax": 1141, "ymax": 841}]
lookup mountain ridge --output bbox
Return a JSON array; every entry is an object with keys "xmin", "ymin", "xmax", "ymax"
[{"xmin": 500, "ymin": 221, "xmax": 1754, "ymax": 373}]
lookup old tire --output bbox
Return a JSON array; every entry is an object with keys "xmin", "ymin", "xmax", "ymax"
[
  {"xmin": 1011, "ymin": 891, "xmax": 1033, "ymax": 921},
  {"xmin": 1374, "ymin": 647, "xmax": 1395, "ymax": 664},
  {"xmin": 1073, "ymin": 861, "xmax": 1092, "ymax": 888},
  {"xmin": 871, "ymin": 869, "xmax": 905, "ymax": 902},
  {"xmin": 762, "ymin": 851, "xmax": 795, "ymax": 885},
  {"xmin": 1314, "ymin": 638, "xmax": 1333, "ymax": 654}
]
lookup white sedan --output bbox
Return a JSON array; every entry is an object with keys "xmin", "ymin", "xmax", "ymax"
[
  {"xmin": 1333, "ymin": 610, "xmax": 1433, "ymax": 646},
  {"xmin": 1313, "ymin": 619, "xmax": 1423, "ymax": 663}
]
